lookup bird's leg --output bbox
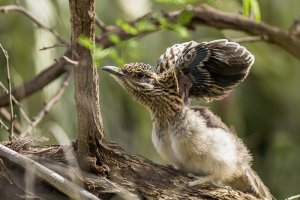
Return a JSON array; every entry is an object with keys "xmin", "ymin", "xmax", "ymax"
[
  {"xmin": 188, "ymin": 174, "xmax": 215, "ymax": 186},
  {"xmin": 183, "ymin": 82, "xmax": 192, "ymax": 104},
  {"xmin": 188, "ymin": 174, "xmax": 229, "ymax": 189},
  {"xmin": 179, "ymin": 74, "xmax": 192, "ymax": 104}
]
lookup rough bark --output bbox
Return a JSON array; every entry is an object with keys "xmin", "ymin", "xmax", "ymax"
[{"xmin": 69, "ymin": 0, "xmax": 104, "ymax": 171}]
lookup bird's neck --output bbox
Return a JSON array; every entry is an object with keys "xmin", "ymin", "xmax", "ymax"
[{"xmin": 146, "ymin": 91, "xmax": 184, "ymax": 127}]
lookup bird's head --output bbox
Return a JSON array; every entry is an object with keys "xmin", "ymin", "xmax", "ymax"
[
  {"xmin": 102, "ymin": 62, "xmax": 158, "ymax": 95},
  {"xmin": 103, "ymin": 63, "xmax": 183, "ymax": 123}
]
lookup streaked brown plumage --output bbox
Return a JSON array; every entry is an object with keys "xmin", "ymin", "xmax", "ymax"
[{"xmin": 103, "ymin": 39, "xmax": 272, "ymax": 199}]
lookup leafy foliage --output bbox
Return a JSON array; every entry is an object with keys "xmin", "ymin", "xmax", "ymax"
[
  {"xmin": 79, "ymin": 35, "xmax": 139, "ymax": 66},
  {"xmin": 242, "ymin": 0, "xmax": 261, "ymax": 22}
]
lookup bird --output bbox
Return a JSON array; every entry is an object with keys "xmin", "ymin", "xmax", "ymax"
[{"xmin": 102, "ymin": 39, "xmax": 272, "ymax": 200}]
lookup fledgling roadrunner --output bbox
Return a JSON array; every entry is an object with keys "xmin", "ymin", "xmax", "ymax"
[{"xmin": 103, "ymin": 39, "xmax": 272, "ymax": 199}]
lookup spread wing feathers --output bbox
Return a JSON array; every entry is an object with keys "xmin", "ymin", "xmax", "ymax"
[
  {"xmin": 156, "ymin": 41, "xmax": 198, "ymax": 74},
  {"xmin": 156, "ymin": 39, "xmax": 254, "ymax": 100}
]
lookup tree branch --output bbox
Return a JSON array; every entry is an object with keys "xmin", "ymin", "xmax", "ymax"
[
  {"xmin": 96, "ymin": 5, "xmax": 300, "ymax": 60},
  {"xmin": 0, "ymin": 108, "xmax": 22, "ymax": 134},
  {"xmin": 1, "ymin": 5, "xmax": 299, "ymax": 108},
  {"xmin": 186, "ymin": 5, "xmax": 300, "ymax": 60},
  {"xmin": 0, "ymin": 144, "xmax": 100, "ymax": 200}
]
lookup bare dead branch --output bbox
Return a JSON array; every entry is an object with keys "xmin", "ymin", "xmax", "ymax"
[
  {"xmin": 229, "ymin": 36, "xmax": 263, "ymax": 43},
  {"xmin": 0, "ymin": 43, "xmax": 15, "ymax": 141},
  {"xmin": 0, "ymin": 5, "xmax": 69, "ymax": 46},
  {"xmin": 95, "ymin": 15, "xmax": 107, "ymax": 32},
  {"xmin": 62, "ymin": 56, "xmax": 78, "ymax": 66},
  {"xmin": 20, "ymin": 73, "xmax": 71, "ymax": 137},
  {"xmin": 0, "ymin": 118, "xmax": 9, "ymax": 131},
  {"xmin": 39, "ymin": 43, "xmax": 68, "ymax": 51},
  {"xmin": 0, "ymin": 108, "xmax": 22, "ymax": 134},
  {"xmin": 0, "ymin": 115, "xmax": 18, "ymax": 140},
  {"xmin": 286, "ymin": 194, "xmax": 300, "ymax": 200},
  {"xmin": 0, "ymin": 82, "xmax": 32, "ymax": 124},
  {"xmin": 0, "ymin": 144, "xmax": 101, "ymax": 200}
]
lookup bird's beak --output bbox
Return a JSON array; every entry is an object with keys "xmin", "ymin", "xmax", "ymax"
[{"xmin": 102, "ymin": 66, "xmax": 124, "ymax": 77}]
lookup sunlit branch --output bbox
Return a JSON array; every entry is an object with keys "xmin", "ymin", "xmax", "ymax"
[{"xmin": 0, "ymin": 144, "xmax": 100, "ymax": 200}]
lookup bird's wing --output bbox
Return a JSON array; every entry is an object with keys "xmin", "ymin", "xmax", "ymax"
[
  {"xmin": 156, "ymin": 39, "xmax": 254, "ymax": 100},
  {"xmin": 156, "ymin": 41, "xmax": 198, "ymax": 74}
]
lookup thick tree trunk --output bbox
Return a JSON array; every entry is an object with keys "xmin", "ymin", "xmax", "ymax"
[{"xmin": 68, "ymin": 0, "xmax": 104, "ymax": 171}]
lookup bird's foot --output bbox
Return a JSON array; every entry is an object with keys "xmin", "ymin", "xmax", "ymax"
[
  {"xmin": 188, "ymin": 175, "xmax": 214, "ymax": 187},
  {"xmin": 210, "ymin": 180, "xmax": 230, "ymax": 190},
  {"xmin": 187, "ymin": 175, "xmax": 230, "ymax": 190}
]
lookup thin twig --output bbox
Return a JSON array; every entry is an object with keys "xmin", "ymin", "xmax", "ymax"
[
  {"xmin": 95, "ymin": 15, "xmax": 107, "ymax": 32},
  {"xmin": 0, "ymin": 114, "xmax": 18, "ymax": 140},
  {"xmin": 0, "ymin": 81, "xmax": 32, "ymax": 124},
  {"xmin": 0, "ymin": 5, "xmax": 69, "ymax": 46},
  {"xmin": 229, "ymin": 36, "xmax": 263, "ymax": 43},
  {"xmin": 39, "ymin": 43, "xmax": 68, "ymax": 51},
  {"xmin": 286, "ymin": 194, "xmax": 300, "ymax": 200},
  {"xmin": 0, "ymin": 118, "xmax": 9, "ymax": 131},
  {"xmin": 0, "ymin": 108, "xmax": 22, "ymax": 134},
  {"xmin": 0, "ymin": 144, "xmax": 101, "ymax": 200},
  {"xmin": 62, "ymin": 56, "xmax": 79, "ymax": 66},
  {"xmin": 20, "ymin": 73, "xmax": 71, "ymax": 137},
  {"xmin": 0, "ymin": 43, "xmax": 14, "ymax": 141}
]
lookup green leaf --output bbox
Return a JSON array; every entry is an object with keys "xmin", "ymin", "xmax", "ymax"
[
  {"xmin": 242, "ymin": 0, "xmax": 261, "ymax": 22},
  {"xmin": 94, "ymin": 47, "xmax": 110, "ymax": 60},
  {"xmin": 116, "ymin": 19, "xmax": 138, "ymax": 35},
  {"xmin": 153, "ymin": 13, "xmax": 169, "ymax": 28},
  {"xmin": 135, "ymin": 20, "xmax": 157, "ymax": 32},
  {"xmin": 170, "ymin": 24, "xmax": 189, "ymax": 39},
  {"xmin": 153, "ymin": 13, "xmax": 190, "ymax": 39},
  {"xmin": 108, "ymin": 34, "xmax": 121, "ymax": 45},
  {"xmin": 78, "ymin": 36, "xmax": 93, "ymax": 50},
  {"xmin": 251, "ymin": 0, "xmax": 261, "ymax": 22},
  {"xmin": 177, "ymin": 10, "xmax": 194, "ymax": 25},
  {"xmin": 242, "ymin": 0, "xmax": 251, "ymax": 17}
]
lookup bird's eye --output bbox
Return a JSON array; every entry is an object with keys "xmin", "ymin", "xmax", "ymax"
[{"xmin": 136, "ymin": 72, "xmax": 146, "ymax": 79}]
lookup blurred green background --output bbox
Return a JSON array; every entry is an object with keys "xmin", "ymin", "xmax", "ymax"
[{"xmin": 0, "ymin": 0, "xmax": 300, "ymax": 199}]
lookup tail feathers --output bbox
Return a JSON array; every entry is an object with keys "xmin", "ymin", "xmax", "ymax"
[{"xmin": 245, "ymin": 168, "xmax": 273, "ymax": 200}]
